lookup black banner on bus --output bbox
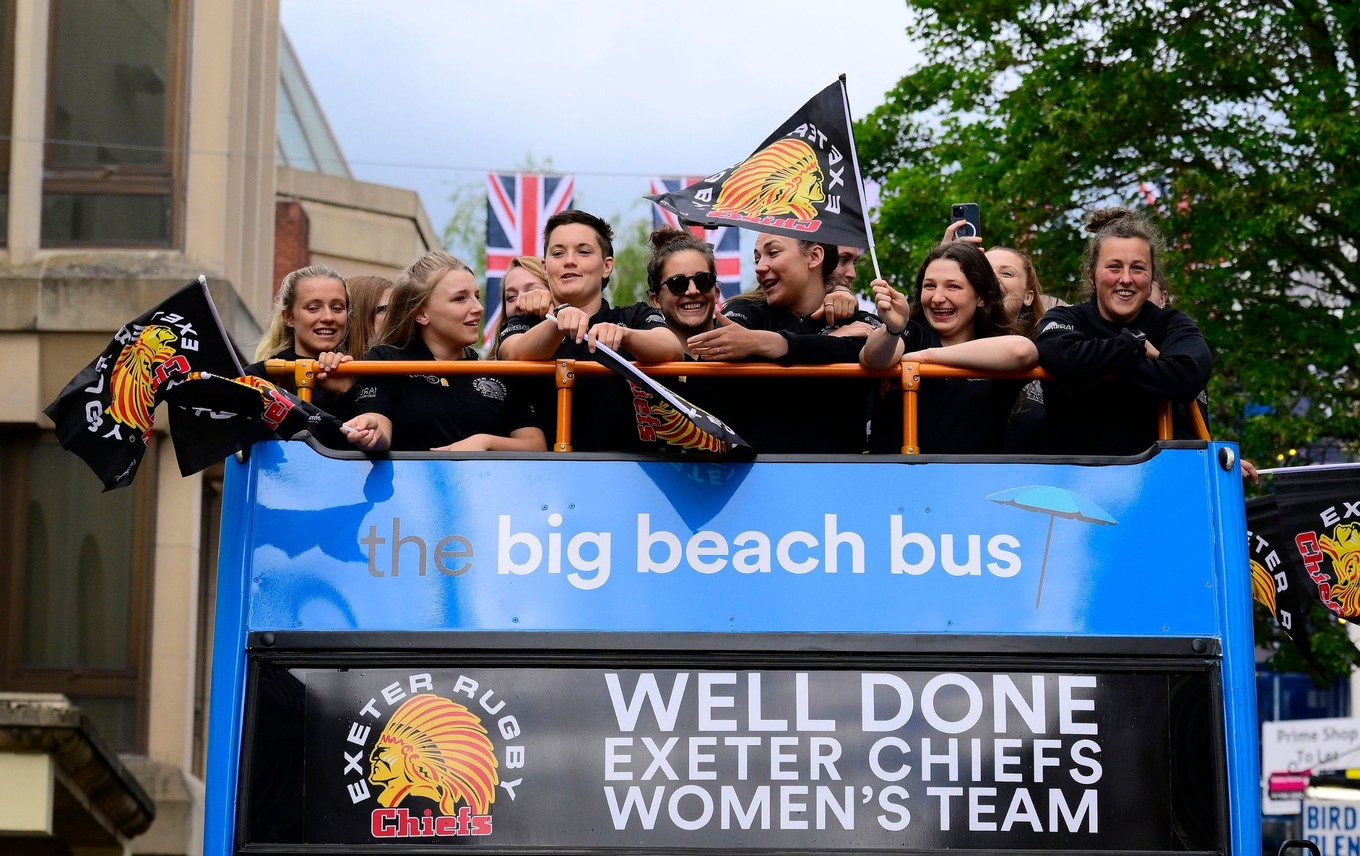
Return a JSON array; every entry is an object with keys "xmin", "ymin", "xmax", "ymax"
[{"xmin": 238, "ymin": 665, "xmax": 1195, "ymax": 851}]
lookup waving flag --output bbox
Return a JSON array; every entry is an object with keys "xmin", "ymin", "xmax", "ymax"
[
  {"xmin": 43, "ymin": 278, "xmax": 243, "ymax": 490},
  {"xmin": 573, "ymin": 328, "xmax": 752, "ymax": 460},
  {"xmin": 484, "ymin": 172, "xmax": 575, "ymax": 345},
  {"xmin": 1246, "ymin": 495, "xmax": 1316, "ymax": 650},
  {"xmin": 1275, "ymin": 466, "xmax": 1360, "ymax": 619},
  {"xmin": 649, "ymin": 176, "xmax": 742, "ymax": 298},
  {"xmin": 162, "ymin": 372, "xmax": 349, "ymax": 475},
  {"xmin": 647, "ymin": 79, "xmax": 871, "ymax": 248}
]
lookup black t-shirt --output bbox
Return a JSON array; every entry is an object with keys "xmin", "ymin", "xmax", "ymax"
[
  {"xmin": 353, "ymin": 337, "xmax": 538, "ymax": 452},
  {"xmin": 497, "ymin": 299, "xmax": 669, "ymax": 452},
  {"xmin": 244, "ymin": 345, "xmax": 358, "ymax": 422},
  {"xmin": 711, "ymin": 300, "xmax": 877, "ymax": 454},
  {"xmin": 868, "ymin": 321, "xmax": 1022, "ymax": 454},
  {"xmin": 1003, "ymin": 380, "xmax": 1047, "ymax": 454},
  {"xmin": 1036, "ymin": 299, "xmax": 1212, "ymax": 455}
]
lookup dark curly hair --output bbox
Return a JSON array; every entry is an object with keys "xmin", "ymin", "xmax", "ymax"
[{"xmin": 909, "ymin": 242, "xmax": 1018, "ymax": 340}]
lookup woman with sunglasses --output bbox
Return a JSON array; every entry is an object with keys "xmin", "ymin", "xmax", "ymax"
[{"xmin": 645, "ymin": 227, "xmax": 720, "ymax": 356}]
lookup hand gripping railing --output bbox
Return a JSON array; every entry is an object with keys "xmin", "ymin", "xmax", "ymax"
[{"xmin": 265, "ymin": 358, "xmax": 1211, "ymax": 453}]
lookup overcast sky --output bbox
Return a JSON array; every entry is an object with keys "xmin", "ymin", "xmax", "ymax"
[{"xmin": 280, "ymin": 0, "xmax": 919, "ymax": 250}]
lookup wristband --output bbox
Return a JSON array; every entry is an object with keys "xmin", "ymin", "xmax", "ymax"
[
  {"xmin": 554, "ymin": 303, "xmax": 573, "ymax": 314},
  {"xmin": 885, "ymin": 322, "xmax": 907, "ymax": 337}
]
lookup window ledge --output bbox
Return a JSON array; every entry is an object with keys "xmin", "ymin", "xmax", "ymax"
[{"xmin": 0, "ymin": 693, "xmax": 156, "ymax": 840}]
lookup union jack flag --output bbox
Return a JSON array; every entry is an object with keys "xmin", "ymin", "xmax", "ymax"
[
  {"xmin": 484, "ymin": 171, "xmax": 575, "ymax": 346},
  {"xmin": 649, "ymin": 176, "xmax": 742, "ymax": 300}
]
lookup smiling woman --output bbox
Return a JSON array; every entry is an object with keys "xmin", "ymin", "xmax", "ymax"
[
  {"xmin": 495, "ymin": 210, "xmax": 681, "ymax": 452},
  {"xmin": 1035, "ymin": 207, "xmax": 1212, "ymax": 455},
  {"xmin": 343, "ymin": 250, "xmax": 547, "ymax": 453},
  {"xmin": 246, "ymin": 264, "xmax": 359, "ymax": 419},
  {"xmin": 860, "ymin": 242, "xmax": 1036, "ymax": 454},
  {"xmin": 644, "ymin": 227, "xmax": 718, "ymax": 356}
]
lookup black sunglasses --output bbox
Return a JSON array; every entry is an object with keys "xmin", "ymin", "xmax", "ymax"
[{"xmin": 659, "ymin": 272, "xmax": 718, "ymax": 296}]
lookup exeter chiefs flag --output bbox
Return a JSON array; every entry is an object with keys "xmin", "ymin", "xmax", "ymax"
[
  {"xmin": 43, "ymin": 279, "xmax": 243, "ymax": 490},
  {"xmin": 1246, "ymin": 494, "xmax": 1315, "ymax": 648},
  {"xmin": 590, "ymin": 339, "xmax": 753, "ymax": 460},
  {"xmin": 1275, "ymin": 466, "xmax": 1360, "ymax": 619},
  {"xmin": 647, "ymin": 78, "xmax": 871, "ymax": 247},
  {"xmin": 161, "ymin": 372, "xmax": 349, "ymax": 475}
]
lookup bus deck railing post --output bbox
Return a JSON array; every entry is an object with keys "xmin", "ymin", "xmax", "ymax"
[
  {"xmin": 555, "ymin": 359, "xmax": 576, "ymax": 452},
  {"xmin": 901, "ymin": 361, "xmax": 920, "ymax": 454}
]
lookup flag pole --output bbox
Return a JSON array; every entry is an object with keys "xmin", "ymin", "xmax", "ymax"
[{"xmin": 838, "ymin": 73, "xmax": 881, "ymax": 282}]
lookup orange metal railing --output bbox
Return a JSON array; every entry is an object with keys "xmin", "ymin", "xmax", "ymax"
[{"xmin": 265, "ymin": 358, "xmax": 1210, "ymax": 453}]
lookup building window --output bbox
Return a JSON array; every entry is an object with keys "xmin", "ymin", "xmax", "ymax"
[
  {"xmin": 0, "ymin": 431, "xmax": 156, "ymax": 752},
  {"xmin": 41, "ymin": 0, "xmax": 185, "ymax": 247}
]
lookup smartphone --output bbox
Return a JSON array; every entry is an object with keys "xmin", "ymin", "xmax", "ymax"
[{"xmin": 950, "ymin": 203, "xmax": 981, "ymax": 240}]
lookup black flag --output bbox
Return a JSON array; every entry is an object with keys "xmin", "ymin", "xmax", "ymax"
[
  {"xmin": 1246, "ymin": 494, "xmax": 1316, "ymax": 645},
  {"xmin": 43, "ymin": 279, "xmax": 243, "ymax": 490},
  {"xmin": 592, "ymin": 341, "xmax": 754, "ymax": 460},
  {"xmin": 1274, "ymin": 466, "xmax": 1360, "ymax": 619},
  {"xmin": 162, "ymin": 372, "xmax": 350, "ymax": 475},
  {"xmin": 647, "ymin": 79, "xmax": 871, "ymax": 247}
]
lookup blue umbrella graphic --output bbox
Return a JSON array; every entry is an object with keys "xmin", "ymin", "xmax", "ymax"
[{"xmin": 988, "ymin": 486, "xmax": 1118, "ymax": 607}]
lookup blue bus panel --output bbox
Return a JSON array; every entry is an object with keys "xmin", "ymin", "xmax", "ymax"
[{"xmin": 206, "ymin": 442, "xmax": 1256, "ymax": 854}]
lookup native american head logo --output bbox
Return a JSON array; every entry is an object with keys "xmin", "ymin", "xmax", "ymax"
[
  {"xmin": 1320, "ymin": 522, "xmax": 1360, "ymax": 616},
  {"xmin": 1249, "ymin": 558, "xmax": 1278, "ymax": 615},
  {"xmin": 368, "ymin": 694, "xmax": 499, "ymax": 816},
  {"xmin": 711, "ymin": 138, "xmax": 826, "ymax": 221},
  {"xmin": 108, "ymin": 325, "xmax": 178, "ymax": 433},
  {"xmin": 652, "ymin": 402, "xmax": 726, "ymax": 453}
]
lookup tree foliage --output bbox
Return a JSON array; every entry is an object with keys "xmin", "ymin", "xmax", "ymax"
[
  {"xmin": 609, "ymin": 217, "xmax": 652, "ymax": 308},
  {"xmin": 858, "ymin": 0, "xmax": 1360, "ymax": 467},
  {"xmin": 441, "ymin": 177, "xmax": 486, "ymax": 276}
]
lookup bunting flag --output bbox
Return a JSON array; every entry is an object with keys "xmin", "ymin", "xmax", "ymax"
[
  {"xmin": 1274, "ymin": 466, "xmax": 1360, "ymax": 619},
  {"xmin": 161, "ymin": 372, "xmax": 349, "ymax": 475},
  {"xmin": 649, "ymin": 176, "xmax": 742, "ymax": 299},
  {"xmin": 1246, "ymin": 494, "xmax": 1316, "ymax": 648},
  {"xmin": 484, "ymin": 171, "xmax": 575, "ymax": 346},
  {"xmin": 43, "ymin": 279, "xmax": 243, "ymax": 490},
  {"xmin": 646, "ymin": 79, "xmax": 871, "ymax": 247},
  {"xmin": 588, "ymin": 337, "xmax": 753, "ymax": 460}
]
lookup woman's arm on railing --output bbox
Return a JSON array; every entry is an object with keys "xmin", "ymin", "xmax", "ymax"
[{"xmin": 906, "ymin": 335, "xmax": 1038, "ymax": 371}]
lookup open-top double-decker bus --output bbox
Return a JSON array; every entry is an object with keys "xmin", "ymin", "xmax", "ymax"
[{"xmin": 203, "ymin": 358, "xmax": 1257, "ymax": 855}]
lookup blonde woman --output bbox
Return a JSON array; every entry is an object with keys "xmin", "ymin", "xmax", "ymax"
[
  {"xmin": 245, "ymin": 264, "xmax": 356, "ymax": 417},
  {"xmin": 344, "ymin": 251, "xmax": 546, "ymax": 453}
]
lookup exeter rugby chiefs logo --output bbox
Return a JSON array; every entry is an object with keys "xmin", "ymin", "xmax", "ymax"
[
  {"xmin": 1299, "ymin": 522, "xmax": 1360, "ymax": 617},
  {"xmin": 108, "ymin": 325, "xmax": 190, "ymax": 442},
  {"xmin": 367, "ymin": 694, "xmax": 499, "ymax": 837},
  {"xmin": 711, "ymin": 137, "xmax": 826, "ymax": 221},
  {"xmin": 340, "ymin": 675, "xmax": 528, "ymax": 842}
]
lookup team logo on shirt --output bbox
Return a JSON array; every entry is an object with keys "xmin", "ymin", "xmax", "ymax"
[{"xmin": 473, "ymin": 377, "xmax": 508, "ymax": 401}]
